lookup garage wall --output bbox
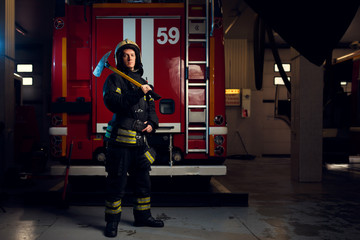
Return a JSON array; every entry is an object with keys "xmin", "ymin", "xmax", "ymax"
[{"xmin": 225, "ymin": 39, "xmax": 291, "ymax": 157}]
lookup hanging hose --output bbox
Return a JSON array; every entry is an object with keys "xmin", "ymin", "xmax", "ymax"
[
  {"xmin": 266, "ymin": 26, "xmax": 291, "ymax": 94},
  {"xmin": 253, "ymin": 14, "xmax": 265, "ymax": 90}
]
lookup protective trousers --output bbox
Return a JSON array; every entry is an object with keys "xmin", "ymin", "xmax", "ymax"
[{"xmin": 104, "ymin": 144, "xmax": 153, "ymax": 222}]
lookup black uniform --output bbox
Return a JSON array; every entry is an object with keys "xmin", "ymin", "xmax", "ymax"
[{"xmin": 103, "ymin": 70, "xmax": 158, "ymax": 223}]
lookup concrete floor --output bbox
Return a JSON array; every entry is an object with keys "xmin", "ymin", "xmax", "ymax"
[{"xmin": 1, "ymin": 157, "xmax": 360, "ymax": 240}]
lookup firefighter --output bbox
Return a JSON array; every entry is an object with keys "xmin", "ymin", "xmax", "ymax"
[{"xmin": 102, "ymin": 39, "xmax": 164, "ymax": 238}]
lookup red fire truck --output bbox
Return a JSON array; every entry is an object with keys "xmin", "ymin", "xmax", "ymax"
[
  {"xmin": 49, "ymin": 0, "xmax": 227, "ymax": 178},
  {"xmin": 323, "ymin": 50, "xmax": 360, "ymax": 163}
]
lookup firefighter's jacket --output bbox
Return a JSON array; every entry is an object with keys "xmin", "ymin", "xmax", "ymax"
[{"xmin": 103, "ymin": 71, "xmax": 159, "ymax": 146}]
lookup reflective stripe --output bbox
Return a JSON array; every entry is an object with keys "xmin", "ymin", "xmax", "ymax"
[
  {"xmin": 116, "ymin": 87, "xmax": 122, "ymax": 94},
  {"xmin": 123, "ymin": 19, "xmax": 136, "ymax": 48},
  {"xmin": 105, "ymin": 199, "xmax": 121, "ymax": 208},
  {"xmin": 141, "ymin": 18, "xmax": 154, "ymax": 86},
  {"xmin": 144, "ymin": 96, "xmax": 154, "ymax": 101},
  {"xmin": 115, "ymin": 136, "xmax": 137, "ymax": 144},
  {"xmin": 116, "ymin": 129, "xmax": 137, "ymax": 144},
  {"xmin": 145, "ymin": 151, "xmax": 155, "ymax": 164},
  {"xmin": 136, "ymin": 197, "xmax": 150, "ymax": 204},
  {"xmin": 105, "ymin": 131, "xmax": 111, "ymax": 138},
  {"xmin": 105, "ymin": 125, "xmax": 113, "ymax": 139},
  {"xmin": 105, "ymin": 199, "xmax": 122, "ymax": 215},
  {"xmin": 134, "ymin": 204, "xmax": 151, "ymax": 211},
  {"xmin": 117, "ymin": 128, "xmax": 136, "ymax": 137},
  {"xmin": 106, "ymin": 126, "xmax": 138, "ymax": 144},
  {"xmin": 134, "ymin": 197, "xmax": 151, "ymax": 211},
  {"xmin": 105, "ymin": 207, "xmax": 122, "ymax": 215}
]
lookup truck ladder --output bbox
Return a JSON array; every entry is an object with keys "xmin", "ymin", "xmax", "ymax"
[{"xmin": 185, "ymin": 0, "xmax": 210, "ymax": 154}]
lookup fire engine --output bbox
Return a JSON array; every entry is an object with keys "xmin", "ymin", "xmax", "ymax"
[
  {"xmin": 49, "ymin": 0, "xmax": 227, "ymax": 178},
  {"xmin": 323, "ymin": 50, "xmax": 360, "ymax": 163}
]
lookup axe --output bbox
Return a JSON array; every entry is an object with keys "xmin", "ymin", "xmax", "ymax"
[{"xmin": 93, "ymin": 51, "xmax": 161, "ymax": 100}]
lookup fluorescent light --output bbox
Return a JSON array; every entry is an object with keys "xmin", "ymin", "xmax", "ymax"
[
  {"xmin": 17, "ymin": 64, "xmax": 33, "ymax": 72},
  {"xmin": 23, "ymin": 77, "xmax": 33, "ymax": 85},
  {"xmin": 274, "ymin": 63, "xmax": 291, "ymax": 72},
  {"xmin": 274, "ymin": 76, "xmax": 291, "ymax": 85}
]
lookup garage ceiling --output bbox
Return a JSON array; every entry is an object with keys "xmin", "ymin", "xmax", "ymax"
[
  {"xmin": 15, "ymin": 0, "xmax": 55, "ymax": 46},
  {"xmin": 14, "ymin": 0, "xmax": 360, "ymax": 50}
]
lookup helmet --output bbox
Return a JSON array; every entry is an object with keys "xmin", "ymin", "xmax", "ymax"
[
  {"xmin": 115, "ymin": 39, "xmax": 140, "ymax": 60},
  {"xmin": 114, "ymin": 39, "xmax": 143, "ymax": 75}
]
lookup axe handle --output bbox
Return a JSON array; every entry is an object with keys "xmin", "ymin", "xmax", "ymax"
[
  {"xmin": 107, "ymin": 65, "xmax": 161, "ymax": 100},
  {"xmin": 108, "ymin": 65, "xmax": 142, "ymax": 87}
]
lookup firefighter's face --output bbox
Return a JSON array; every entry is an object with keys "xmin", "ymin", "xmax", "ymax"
[{"xmin": 122, "ymin": 49, "xmax": 136, "ymax": 70}]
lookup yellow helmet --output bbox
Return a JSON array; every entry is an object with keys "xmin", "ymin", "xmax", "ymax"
[
  {"xmin": 114, "ymin": 39, "xmax": 143, "ymax": 75},
  {"xmin": 114, "ymin": 39, "xmax": 141, "ymax": 65}
]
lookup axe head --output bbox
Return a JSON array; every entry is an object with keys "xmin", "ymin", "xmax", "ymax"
[{"xmin": 93, "ymin": 51, "xmax": 112, "ymax": 77}]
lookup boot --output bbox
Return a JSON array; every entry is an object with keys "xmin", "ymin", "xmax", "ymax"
[
  {"xmin": 134, "ymin": 216, "xmax": 164, "ymax": 227},
  {"xmin": 133, "ymin": 198, "xmax": 164, "ymax": 227},
  {"xmin": 104, "ymin": 199, "xmax": 121, "ymax": 237},
  {"xmin": 104, "ymin": 221, "xmax": 119, "ymax": 238}
]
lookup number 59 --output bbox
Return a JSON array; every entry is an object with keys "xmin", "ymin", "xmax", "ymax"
[{"xmin": 157, "ymin": 27, "xmax": 180, "ymax": 45}]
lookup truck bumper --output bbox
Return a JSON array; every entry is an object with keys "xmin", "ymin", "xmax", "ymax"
[{"xmin": 50, "ymin": 165, "xmax": 226, "ymax": 176}]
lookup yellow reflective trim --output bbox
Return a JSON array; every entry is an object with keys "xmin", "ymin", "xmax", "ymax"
[
  {"xmin": 105, "ymin": 199, "xmax": 121, "ymax": 208},
  {"xmin": 117, "ymin": 128, "xmax": 136, "ymax": 137},
  {"xmin": 116, "ymin": 87, "xmax": 122, "ymax": 94},
  {"xmin": 144, "ymin": 96, "xmax": 154, "ymax": 101},
  {"xmin": 105, "ymin": 207, "xmax": 122, "ymax": 215},
  {"xmin": 134, "ymin": 204, "xmax": 151, "ymax": 211},
  {"xmin": 136, "ymin": 197, "xmax": 150, "ymax": 204},
  {"xmin": 115, "ymin": 136, "xmax": 137, "ymax": 144},
  {"xmin": 145, "ymin": 151, "xmax": 155, "ymax": 164}
]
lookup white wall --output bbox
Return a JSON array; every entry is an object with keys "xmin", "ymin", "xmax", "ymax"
[{"xmin": 225, "ymin": 39, "xmax": 292, "ymax": 157}]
